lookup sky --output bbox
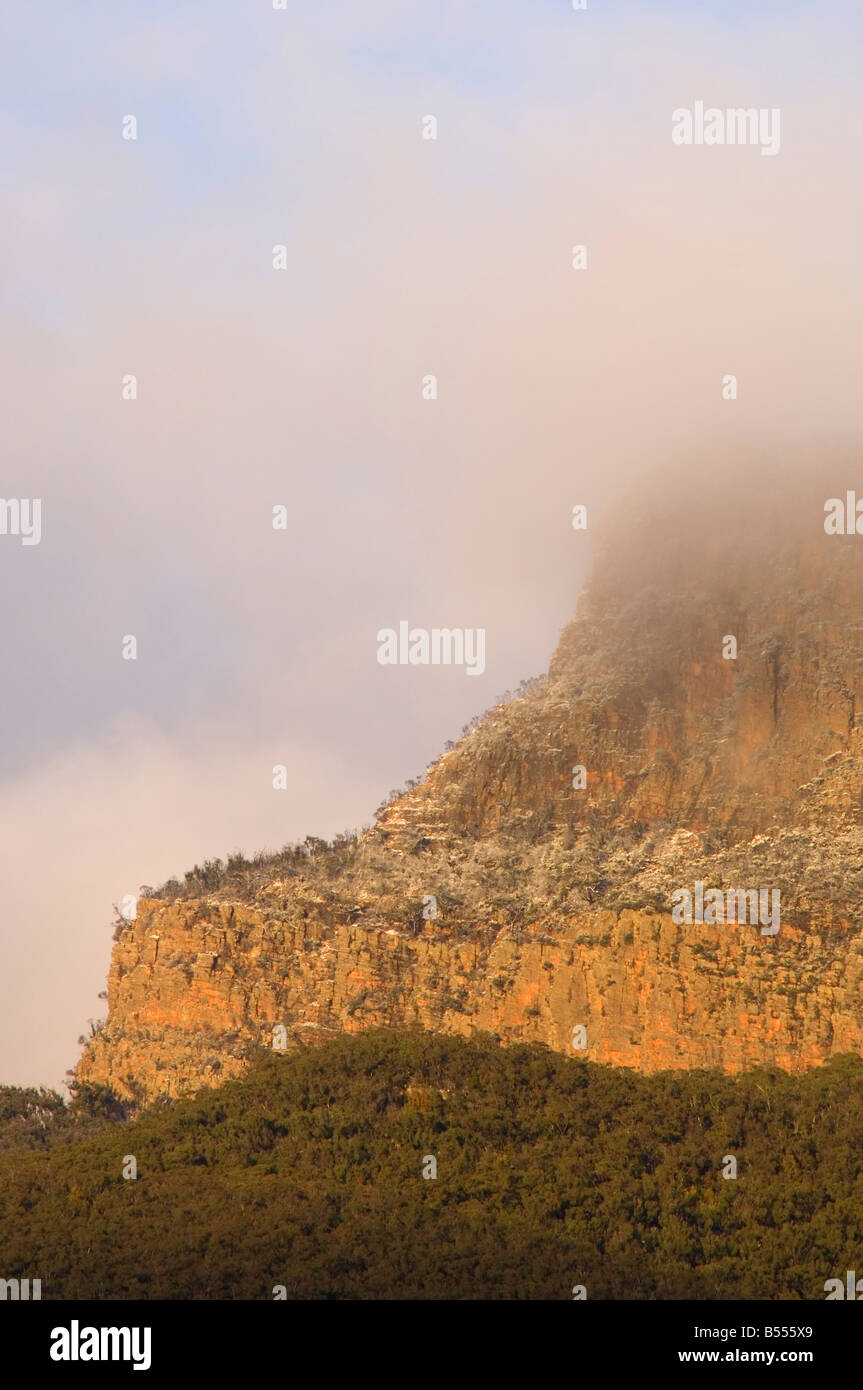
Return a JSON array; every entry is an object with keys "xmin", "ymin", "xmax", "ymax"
[{"xmin": 2, "ymin": 0, "xmax": 862, "ymax": 1089}]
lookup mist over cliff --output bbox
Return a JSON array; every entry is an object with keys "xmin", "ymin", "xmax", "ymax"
[{"xmin": 75, "ymin": 447, "xmax": 863, "ymax": 1105}]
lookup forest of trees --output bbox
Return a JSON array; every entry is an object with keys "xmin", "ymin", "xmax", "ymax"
[{"xmin": 1, "ymin": 1032, "xmax": 862, "ymax": 1300}]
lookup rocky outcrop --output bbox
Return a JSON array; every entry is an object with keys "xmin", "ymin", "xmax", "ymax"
[
  {"xmin": 77, "ymin": 459, "xmax": 863, "ymax": 1104},
  {"xmin": 77, "ymin": 890, "xmax": 863, "ymax": 1104}
]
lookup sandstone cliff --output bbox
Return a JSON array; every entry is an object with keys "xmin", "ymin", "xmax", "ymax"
[{"xmin": 77, "ymin": 458, "xmax": 863, "ymax": 1104}]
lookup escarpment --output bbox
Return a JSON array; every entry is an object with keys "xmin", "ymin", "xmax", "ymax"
[{"xmin": 77, "ymin": 460, "xmax": 863, "ymax": 1104}]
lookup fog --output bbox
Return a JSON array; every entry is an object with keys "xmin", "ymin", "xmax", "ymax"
[{"xmin": 1, "ymin": 0, "xmax": 861, "ymax": 1086}]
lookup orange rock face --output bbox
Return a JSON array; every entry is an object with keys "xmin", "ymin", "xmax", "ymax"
[
  {"xmin": 77, "ymin": 894, "xmax": 863, "ymax": 1104},
  {"xmin": 77, "ymin": 465, "xmax": 863, "ymax": 1104}
]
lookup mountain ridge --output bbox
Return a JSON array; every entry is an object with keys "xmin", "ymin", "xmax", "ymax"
[{"xmin": 76, "ymin": 455, "xmax": 863, "ymax": 1105}]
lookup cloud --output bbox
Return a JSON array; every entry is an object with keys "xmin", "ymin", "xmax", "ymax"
[
  {"xmin": 0, "ymin": 714, "xmax": 378, "ymax": 1092},
  {"xmin": 2, "ymin": 0, "xmax": 862, "ymax": 1083}
]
